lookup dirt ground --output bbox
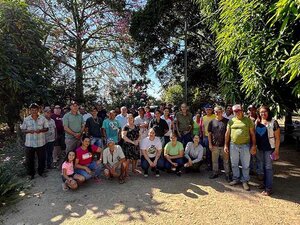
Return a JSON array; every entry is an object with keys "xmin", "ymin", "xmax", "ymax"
[{"xmin": 1, "ymin": 144, "xmax": 300, "ymax": 225}]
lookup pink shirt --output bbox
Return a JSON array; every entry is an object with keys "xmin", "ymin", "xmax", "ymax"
[{"xmin": 62, "ymin": 161, "xmax": 74, "ymax": 176}]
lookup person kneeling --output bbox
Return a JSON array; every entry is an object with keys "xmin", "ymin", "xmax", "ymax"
[
  {"xmin": 164, "ymin": 132, "xmax": 184, "ymax": 176},
  {"xmin": 140, "ymin": 128, "xmax": 164, "ymax": 177},
  {"xmin": 184, "ymin": 135, "xmax": 204, "ymax": 172},
  {"xmin": 103, "ymin": 139, "xmax": 128, "ymax": 184}
]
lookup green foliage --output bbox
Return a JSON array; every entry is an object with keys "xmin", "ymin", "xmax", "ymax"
[
  {"xmin": 130, "ymin": 0, "xmax": 219, "ymax": 102},
  {"xmin": 0, "ymin": 138, "xmax": 27, "ymax": 207},
  {"xmin": 0, "ymin": 0, "xmax": 54, "ymax": 131},
  {"xmin": 161, "ymin": 84, "xmax": 184, "ymax": 105},
  {"xmin": 196, "ymin": 0, "xmax": 300, "ymax": 114}
]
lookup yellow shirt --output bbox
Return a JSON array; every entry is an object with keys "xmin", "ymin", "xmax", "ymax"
[{"xmin": 203, "ymin": 114, "xmax": 216, "ymax": 136}]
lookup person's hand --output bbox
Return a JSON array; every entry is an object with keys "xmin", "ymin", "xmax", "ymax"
[
  {"xmin": 250, "ymin": 146, "xmax": 256, "ymax": 155},
  {"xmin": 188, "ymin": 160, "xmax": 193, "ymax": 167},
  {"xmin": 224, "ymin": 146, "xmax": 229, "ymax": 154},
  {"xmin": 149, "ymin": 161, "xmax": 155, "ymax": 167},
  {"xmin": 184, "ymin": 163, "xmax": 189, "ymax": 167},
  {"xmin": 209, "ymin": 144, "xmax": 213, "ymax": 151},
  {"xmin": 153, "ymin": 160, "xmax": 157, "ymax": 167},
  {"xmin": 85, "ymin": 167, "xmax": 92, "ymax": 174},
  {"xmin": 75, "ymin": 133, "xmax": 81, "ymax": 139},
  {"xmin": 134, "ymin": 140, "xmax": 139, "ymax": 146},
  {"xmin": 172, "ymin": 162, "xmax": 178, "ymax": 167}
]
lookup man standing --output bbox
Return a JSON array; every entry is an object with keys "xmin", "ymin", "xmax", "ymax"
[
  {"xmin": 175, "ymin": 103, "xmax": 193, "ymax": 147},
  {"xmin": 79, "ymin": 106, "xmax": 92, "ymax": 123},
  {"xmin": 224, "ymin": 104, "xmax": 256, "ymax": 191},
  {"xmin": 63, "ymin": 101, "xmax": 85, "ymax": 153},
  {"xmin": 102, "ymin": 110, "xmax": 121, "ymax": 143},
  {"xmin": 85, "ymin": 107, "xmax": 103, "ymax": 147},
  {"xmin": 201, "ymin": 104, "xmax": 216, "ymax": 170},
  {"xmin": 223, "ymin": 104, "xmax": 234, "ymax": 120},
  {"xmin": 116, "ymin": 106, "xmax": 128, "ymax": 130},
  {"xmin": 208, "ymin": 106, "xmax": 230, "ymax": 181},
  {"xmin": 21, "ymin": 103, "xmax": 49, "ymax": 179},
  {"xmin": 149, "ymin": 109, "xmax": 169, "ymax": 147}
]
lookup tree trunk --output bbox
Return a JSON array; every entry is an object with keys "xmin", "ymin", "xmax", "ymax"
[{"xmin": 75, "ymin": 43, "xmax": 84, "ymax": 103}]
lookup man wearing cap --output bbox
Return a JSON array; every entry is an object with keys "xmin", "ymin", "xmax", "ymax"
[
  {"xmin": 21, "ymin": 103, "xmax": 49, "ymax": 179},
  {"xmin": 175, "ymin": 103, "xmax": 193, "ymax": 147},
  {"xmin": 201, "ymin": 103, "xmax": 216, "ymax": 170},
  {"xmin": 208, "ymin": 106, "xmax": 230, "ymax": 181},
  {"xmin": 224, "ymin": 104, "xmax": 256, "ymax": 191},
  {"xmin": 51, "ymin": 105, "xmax": 64, "ymax": 167},
  {"xmin": 102, "ymin": 139, "xmax": 128, "ymax": 184},
  {"xmin": 63, "ymin": 101, "xmax": 85, "ymax": 153},
  {"xmin": 44, "ymin": 107, "xmax": 56, "ymax": 169}
]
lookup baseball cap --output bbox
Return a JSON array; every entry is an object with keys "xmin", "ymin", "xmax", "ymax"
[
  {"xmin": 204, "ymin": 103, "xmax": 213, "ymax": 109},
  {"xmin": 107, "ymin": 138, "xmax": 115, "ymax": 144},
  {"xmin": 248, "ymin": 104, "xmax": 256, "ymax": 110},
  {"xmin": 232, "ymin": 104, "xmax": 242, "ymax": 112},
  {"xmin": 44, "ymin": 106, "xmax": 51, "ymax": 113},
  {"xmin": 29, "ymin": 103, "xmax": 39, "ymax": 109}
]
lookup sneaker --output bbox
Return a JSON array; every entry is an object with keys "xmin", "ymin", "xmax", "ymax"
[
  {"xmin": 243, "ymin": 182, "xmax": 250, "ymax": 191},
  {"xmin": 209, "ymin": 174, "xmax": 218, "ymax": 179},
  {"xmin": 229, "ymin": 180, "xmax": 240, "ymax": 186},
  {"xmin": 176, "ymin": 171, "xmax": 182, "ymax": 177},
  {"xmin": 144, "ymin": 171, "xmax": 149, "ymax": 178},
  {"xmin": 261, "ymin": 189, "xmax": 273, "ymax": 196},
  {"xmin": 155, "ymin": 170, "xmax": 160, "ymax": 177},
  {"xmin": 62, "ymin": 183, "xmax": 68, "ymax": 191}
]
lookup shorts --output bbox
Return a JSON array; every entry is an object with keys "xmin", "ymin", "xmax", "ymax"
[{"xmin": 62, "ymin": 173, "xmax": 75, "ymax": 182}]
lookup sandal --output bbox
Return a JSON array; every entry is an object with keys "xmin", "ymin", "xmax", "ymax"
[
  {"xmin": 93, "ymin": 177, "xmax": 102, "ymax": 184},
  {"xmin": 261, "ymin": 190, "xmax": 273, "ymax": 196}
]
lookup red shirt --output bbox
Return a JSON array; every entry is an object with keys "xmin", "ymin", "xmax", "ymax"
[{"xmin": 76, "ymin": 145, "xmax": 98, "ymax": 165}]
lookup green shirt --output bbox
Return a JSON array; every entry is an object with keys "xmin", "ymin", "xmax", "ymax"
[
  {"xmin": 164, "ymin": 141, "xmax": 183, "ymax": 156},
  {"xmin": 63, "ymin": 112, "xmax": 84, "ymax": 139},
  {"xmin": 227, "ymin": 117, "xmax": 254, "ymax": 145},
  {"xmin": 193, "ymin": 120, "xmax": 200, "ymax": 136},
  {"xmin": 176, "ymin": 112, "xmax": 193, "ymax": 132}
]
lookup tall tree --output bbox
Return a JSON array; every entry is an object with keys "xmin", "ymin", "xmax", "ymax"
[
  {"xmin": 29, "ymin": 0, "xmax": 140, "ymax": 102},
  {"xmin": 196, "ymin": 0, "xmax": 300, "ymax": 114},
  {"xmin": 130, "ymin": 0, "xmax": 219, "ymax": 105},
  {"xmin": 0, "ymin": 0, "xmax": 53, "ymax": 132}
]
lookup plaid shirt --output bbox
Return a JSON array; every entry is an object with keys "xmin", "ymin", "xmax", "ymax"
[{"xmin": 21, "ymin": 115, "xmax": 49, "ymax": 147}]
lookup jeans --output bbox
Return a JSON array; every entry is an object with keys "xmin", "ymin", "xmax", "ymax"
[
  {"xmin": 183, "ymin": 157, "xmax": 202, "ymax": 171},
  {"xmin": 257, "ymin": 150, "xmax": 273, "ymax": 190},
  {"xmin": 91, "ymin": 137, "xmax": 103, "ymax": 148},
  {"xmin": 250, "ymin": 154, "xmax": 264, "ymax": 175},
  {"xmin": 230, "ymin": 143, "xmax": 251, "ymax": 182},
  {"xmin": 211, "ymin": 146, "xmax": 230, "ymax": 175},
  {"xmin": 178, "ymin": 132, "xmax": 193, "ymax": 148},
  {"xmin": 164, "ymin": 157, "xmax": 184, "ymax": 172},
  {"xmin": 141, "ymin": 156, "xmax": 164, "ymax": 172},
  {"xmin": 75, "ymin": 161, "xmax": 102, "ymax": 180},
  {"xmin": 203, "ymin": 136, "xmax": 212, "ymax": 166},
  {"xmin": 45, "ymin": 141, "xmax": 55, "ymax": 168},
  {"xmin": 26, "ymin": 146, "xmax": 46, "ymax": 176}
]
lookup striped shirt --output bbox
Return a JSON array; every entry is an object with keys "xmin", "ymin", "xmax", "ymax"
[{"xmin": 21, "ymin": 115, "xmax": 49, "ymax": 147}]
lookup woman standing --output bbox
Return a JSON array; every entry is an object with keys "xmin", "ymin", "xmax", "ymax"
[
  {"xmin": 122, "ymin": 114, "xmax": 140, "ymax": 175},
  {"xmin": 255, "ymin": 105, "xmax": 280, "ymax": 196}
]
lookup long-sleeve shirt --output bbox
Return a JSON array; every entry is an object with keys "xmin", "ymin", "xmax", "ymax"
[{"xmin": 184, "ymin": 141, "xmax": 203, "ymax": 164}]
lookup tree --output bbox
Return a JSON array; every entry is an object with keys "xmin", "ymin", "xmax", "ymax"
[
  {"xmin": 130, "ymin": 0, "xmax": 219, "ymax": 103},
  {"xmin": 161, "ymin": 84, "xmax": 184, "ymax": 105},
  {"xmin": 0, "ymin": 0, "xmax": 53, "ymax": 132},
  {"xmin": 29, "ymin": 0, "xmax": 141, "ymax": 102},
  {"xmin": 196, "ymin": 0, "xmax": 300, "ymax": 114}
]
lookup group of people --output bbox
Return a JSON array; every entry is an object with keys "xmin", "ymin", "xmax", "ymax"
[{"xmin": 21, "ymin": 101, "xmax": 280, "ymax": 196}]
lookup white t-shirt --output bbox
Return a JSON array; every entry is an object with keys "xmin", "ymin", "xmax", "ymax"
[
  {"xmin": 140, "ymin": 137, "xmax": 162, "ymax": 158},
  {"xmin": 134, "ymin": 115, "xmax": 149, "ymax": 139},
  {"xmin": 161, "ymin": 115, "xmax": 172, "ymax": 136},
  {"xmin": 103, "ymin": 145, "xmax": 125, "ymax": 166}
]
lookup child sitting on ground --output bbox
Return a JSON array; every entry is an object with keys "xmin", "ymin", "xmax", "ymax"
[{"xmin": 61, "ymin": 150, "xmax": 83, "ymax": 191}]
